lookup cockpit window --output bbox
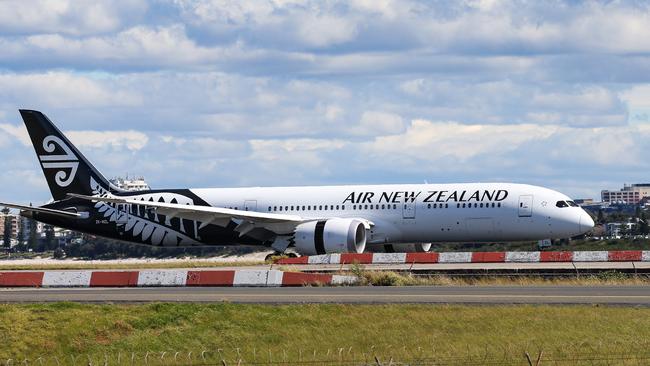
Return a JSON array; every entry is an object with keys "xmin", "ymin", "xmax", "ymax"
[
  {"xmin": 567, "ymin": 201, "xmax": 579, "ymax": 207},
  {"xmin": 556, "ymin": 201, "xmax": 568, "ymax": 208}
]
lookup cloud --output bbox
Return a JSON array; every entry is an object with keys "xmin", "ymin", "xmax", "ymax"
[
  {"xmin": 2, "ymin": 1, "xmax": 650, "ymax": 200},
  {"xmin": 0, "ymin": 123, "xmax": 30, "ymax": 146},
  {"xmin": 0, "ymin": 0, "xmax": 147, "ymax": 36},
  {"xmin": 66, "ymin": 130, "xmax": 149, "ymax": 151},
  {"xmin": 364, "ymin": 119, "xmax": 559, "ymax": 163},
  {"xmin": 351, "ymin": 111, "xmax": 405, "ymax": 135},
  {"xmin": 0, "ymin": 72, "xmax": 141, "ymax": 108}
]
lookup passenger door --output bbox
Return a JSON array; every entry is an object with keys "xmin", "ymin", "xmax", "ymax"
[
  {"xmin": 244, "ymin": 200, "xmax": 257, "ymax": 212},
  {"xmin": 518, "ymin": 195, "xmax": 533, "ymax": 217},
  {"xmin": 402, "ymin": 202, "xmax": 416, "ymax": 219}
]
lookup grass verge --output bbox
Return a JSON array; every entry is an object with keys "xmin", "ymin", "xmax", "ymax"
[
  {"xmin": 348, "ymin": 264, "xmax": 650, "ymax": 286},
  {"xmin": 0, "ymin": 260, "xmax": 265, "ymax": 271},
  {"xmin": 0, "ymin": 303, "xmax": 649, "ymax": 365}
]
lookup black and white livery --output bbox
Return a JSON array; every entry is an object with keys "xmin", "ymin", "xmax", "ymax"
[{"xmin": 1, "ymin": 110, "xmax": 594, "ymax": 255}]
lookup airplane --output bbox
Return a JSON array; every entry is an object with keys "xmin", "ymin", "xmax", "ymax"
[{"xmin": 1, "ymin": 110, "xmax": 594, "ymax": 258}]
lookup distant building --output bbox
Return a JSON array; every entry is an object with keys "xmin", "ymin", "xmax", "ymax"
[
  {"xmin": 0, "ymin": 213, "xmax": 19, "ymax": 239},
  {"xmin": 110, "ymin": 176, "xmax": 150, "ymax": 191},
  {"xmin": 605, "ymin": 222, "xmax": 636, "ymax": 237},
  {"xmin": 601, "ymin": 183, "xmax": 650, "ymax": 204}
]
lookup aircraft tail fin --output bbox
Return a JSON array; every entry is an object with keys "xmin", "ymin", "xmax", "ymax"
[{"xmin": 19, "ymin": 109, "xmax": 120, "ymax": 201}]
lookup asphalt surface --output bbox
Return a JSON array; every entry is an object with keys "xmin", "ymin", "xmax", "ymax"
[{"xmin": 2, "ymin": 285, "xmax": 650, "ymax": 305}]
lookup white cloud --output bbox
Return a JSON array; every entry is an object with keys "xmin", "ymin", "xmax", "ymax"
[
  {"xmin": 364, "ymin": 119, "xmax": 559, "ymax": 162},
  {"xmin": 66, "ymin": 130, "xmax": 149, "ymax": 151},
  {"xmin": 0, "ymin": 72, "xmax": 141, "ymax": 108},
  {"xmin": 0, "ymin": 123, "xmax": 30, "ymax": 146},
  {"xmin": 0, "ymin": 0, "xmax": 147, "ymax": 36},
  {"xmin": 295, "ymin": 15, "xmax": 358, "ymax": 47},
  {"xmin": 352, "ymin": 111, "xmax": 405, "ymax": 135}
]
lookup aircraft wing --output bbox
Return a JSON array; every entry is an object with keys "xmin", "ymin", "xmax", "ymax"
[
  {"xmin": 0, "ymin": 202, "xmax": 84, "ymax": 218},
  {"xmin": 68, "ymin": 194, "xmax": 304, "ymax": 233}
]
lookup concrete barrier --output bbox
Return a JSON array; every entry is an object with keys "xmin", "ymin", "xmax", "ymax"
[
  {"xmin": 506, "ymin": 251, "xmax": 540, "ymax": 263},
  {"xmin": 0, "ymin": 269, "xmax": 356, "ymax": 288},
  {"xmin": 42, "ymin": 271, "xmax": 91, "ymax": 287},
  {"xmin": 573, "ymin": 251, "xmax": 608, "ymax": 262},
  {"xmin": 277, "ymin": 250, "xmax": 649, "ymax": 265},
  {"xmin": 138, "ymin": 270, "xmax": 188, "ymax": 287},
  {"xmin": 372, "ymin": 253, "xmax": 407, "ymax": 264},
  {"xmin": 438, "ymin": 252, "xmax": 472, "ymax": 263}
]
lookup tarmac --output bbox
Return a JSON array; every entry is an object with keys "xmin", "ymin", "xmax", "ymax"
[{"xmin": 2, "ymin": 285, "xmax": 650, "ymax": 305}]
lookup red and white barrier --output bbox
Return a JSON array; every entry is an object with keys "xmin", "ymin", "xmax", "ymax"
[
  {"xmin": 277, "ymin": 250, "xmax": 650, "ymax": 265},
  {"xmin": 0, "ymin": 270, "xmax": 356, "ymax": 288}
]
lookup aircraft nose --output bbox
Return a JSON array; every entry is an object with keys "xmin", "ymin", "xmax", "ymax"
[{"xmin": 579, "ymin": 210, "xmax": 595, "ymax": 234}]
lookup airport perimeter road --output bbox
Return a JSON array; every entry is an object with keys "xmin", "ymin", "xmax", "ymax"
[{"xmin": 2, "ymin": 286, "xmax": 650, "ymax": 305}]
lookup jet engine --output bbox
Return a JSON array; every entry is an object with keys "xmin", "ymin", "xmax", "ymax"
[
  {"xmin": 294, "ymin": 218, "xmax": 367, "ymax": 255},
  {"xmin": 369, "ymin": 243, "xmax": 432, "ymax": 253}
]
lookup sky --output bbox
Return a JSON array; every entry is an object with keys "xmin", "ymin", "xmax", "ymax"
[{"xmin": 1, "ymin": 0, "xmax": 650, "ymax": 204}]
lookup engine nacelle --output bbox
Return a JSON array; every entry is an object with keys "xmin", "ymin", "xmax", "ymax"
[
  {"xmin": 368, "ymin": 243, "xmax": 432, "ymax": 253},
  {"xmin": 294, "ymin": 218, "xmax": 367, "ymax": 255}
]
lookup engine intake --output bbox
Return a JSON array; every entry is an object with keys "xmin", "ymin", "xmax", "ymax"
[{"xmin": 294, "ymin": 218, "xmax": 367, "ymax": 255}]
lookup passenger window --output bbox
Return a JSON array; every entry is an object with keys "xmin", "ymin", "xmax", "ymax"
[
  {"xmin": 285, "ymin": 206, "xmax": 288, "ymax": 211},
  {"xmin": 268, "ymin": 206, "xmax": 271, "ymax": 211},
  {"xmin": 302, "ymin": 206, "xmax": 306, "ymax": 210},
  {"xmin": 331, "ymin": 205, "xmax": 334, "ymax": 210},
  {"xmin": 365, "ymin": 204, "xmax": 368, "ymax": 209},
  {"xmin": 480, "ymin": 203, "xmax": 483, "ymax": 208},
  {"xmin": 393, "ymin": 204, "xmax": 397, "ymax": 209},
  {"xmin": 445, "ymin": 204, "xmax": 448, "ymax": 208},
  {"xmin": 353, "ymin": 205, "xmax": 356, "ymax": 210},
  {"xmin": 427, "ymin": 203, "xmax": 431, "ymax": 209},
  {"xmin": 457, "ymin": 203, "xmax": 460, "ymax": 208},
  {"xmin": 462, "ymin": 203, "xmax": 466, "ymax": 208},
  {"xmin": 336, "ymin": 205, "xmax": 339, "ymax": 210},
  {"xmin": 324, "ymin": 205, "xmax": 328, "ymax": 210},
  {"xmin": 382, "ymin": 204, "xmax": 385, "ymax": 209},
  {"xmin": 291, "ymin": 206, "xmax": 294, "ymax": 211},
  {"xmin": 342, "ymin": 205, "xmax": 345, "ymax": 210},
  {"xmin": 491, "ymin": 203, "xmax": 495, "ymax": 208},
  {"xmin": 497, "ymin": 203, "xmax": 501, "ymax": 207},
  {"xmin": 556, "ymin": 201, "xmax": 568, "ymax": 208},
  {"xmin": 319, "ymin": 205, "xmax": 322, "ymax": 210},
  {"xmin": 279, "ymin": 206, "xmax": 283, "ymax": 211}
]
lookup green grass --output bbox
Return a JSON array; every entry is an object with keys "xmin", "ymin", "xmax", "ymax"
[
  {"xmin": 0, "ymin": 260, "xmax": 266, "ymax": 271},
  {"xmin": 1, "ymin": 303, "xmax": 650, "ymax": 365}
]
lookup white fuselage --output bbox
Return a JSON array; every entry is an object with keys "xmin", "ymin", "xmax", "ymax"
[{"xmin": 190, "ymin": 182, "xmax": 594, "ymax": 244}]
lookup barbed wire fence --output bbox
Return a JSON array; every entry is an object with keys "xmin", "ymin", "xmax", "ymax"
[{"xmin": 4, "ymin": 347, "xmax": 650, "ymax": 366}]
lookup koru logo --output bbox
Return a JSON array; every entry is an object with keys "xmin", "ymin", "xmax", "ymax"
[{"xmin": 38, "ymin": 135, "xmax": 79, "ymax": 187}]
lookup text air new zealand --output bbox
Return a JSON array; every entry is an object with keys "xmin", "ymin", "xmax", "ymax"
[{"xmin": 1, "ymin": 110, "xmax": 594, "ymax": 257}]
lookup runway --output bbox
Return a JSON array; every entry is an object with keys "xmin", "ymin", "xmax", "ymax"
[{"xmin": 2, "ymin": 285, "xmax": 650, "ymax": 305}]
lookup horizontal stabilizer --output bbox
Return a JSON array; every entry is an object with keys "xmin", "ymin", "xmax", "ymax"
[{"xmin": 0, "ymin": 202, "xmax": 82, "ymax": 218}]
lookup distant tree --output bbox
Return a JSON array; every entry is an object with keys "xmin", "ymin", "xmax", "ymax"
[
  {"xmin": 597, "ymin": 209, "xmax": 604, "ymax": 224},
  {"xmin": 2, "ymin": 208, "xmax": 12, "ymax": 248},
  {"xmin": 44, "ymin": 225, "xmax": 55, "ymax": 251},
  {"xmin": 28, "ymin": 219, "xmax": 38, "ymax": 251},
  {"xmin": 640, "ymin": 212, "xmax": 649, "ymax": 235}
]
